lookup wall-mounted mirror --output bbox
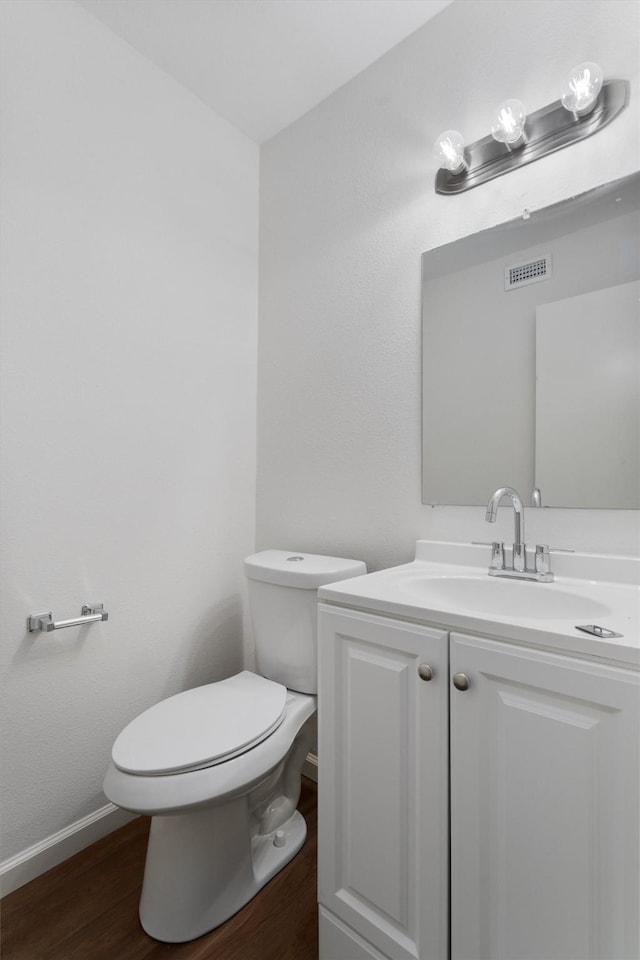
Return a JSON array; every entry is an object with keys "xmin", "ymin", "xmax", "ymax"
[{"xmin": 422, "ymin": 172, "xmax": 639, "ymax": 508}]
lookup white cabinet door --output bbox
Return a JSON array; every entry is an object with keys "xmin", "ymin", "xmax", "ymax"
[
  {"xmin": 450, "ymin": 633, "xmax": 640, "ymax": 960},
  {"xmin": 318, "ymin": 606, "xmax": 449, "ymax": 960}
]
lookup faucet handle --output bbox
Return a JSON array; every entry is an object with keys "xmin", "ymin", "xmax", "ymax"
[
  {"xmin": 535, "ymin": 544, "xmax": 551, "ymax": 575},
  {"xmin": 472, "ymin": 540, "xmax": 504, "ymax": 569},
  {"xmin": 535, "ymin": 544, "xmax": 574, "ymax": 575},
  {"xmin": 490, "ymin": 540, "xmax": 505, "ymax": 570},
  {"xmin": 535, "ymin": 544, "xmax": 575, "ymax": 554}
]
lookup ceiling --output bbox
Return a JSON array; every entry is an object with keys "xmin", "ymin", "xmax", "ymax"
[{"xmin": 77, "ymin": 0, "xmax": 454, "ymax": 143}]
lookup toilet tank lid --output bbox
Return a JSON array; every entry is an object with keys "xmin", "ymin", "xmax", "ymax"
[{"xmin": 244, "ymin": 550, "xmax": 366, "ymax": 589}]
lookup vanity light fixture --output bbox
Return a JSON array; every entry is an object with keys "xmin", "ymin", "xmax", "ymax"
[{"xmin": 434, "ymin": 63, "xmax": 627, "ymax": 194}]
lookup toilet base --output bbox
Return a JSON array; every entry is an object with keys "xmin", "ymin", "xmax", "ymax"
[{"xmin": 139, "ymin": 801, "xmax": 307, "ymax": 943}]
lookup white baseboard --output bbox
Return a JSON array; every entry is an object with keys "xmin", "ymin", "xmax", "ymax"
[
  {"xmin": 0, "ymin": 803, "xmax": 136, "ymax": 899},
  {"xmin": 303, "ymin": 751, "xmax": 318, "ymax": 783}
]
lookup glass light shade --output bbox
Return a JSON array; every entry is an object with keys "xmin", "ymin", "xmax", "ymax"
[
  {"xmin": 491, "ymin": 99, "xmax": 526, "ymax": 147},
  {"xmin": 433, "ymin": 130, "xmax": 467, "ymax": 174},
  {"xmin": 561, "ymin": 62, "xmax": 604, "ymax": 117}
]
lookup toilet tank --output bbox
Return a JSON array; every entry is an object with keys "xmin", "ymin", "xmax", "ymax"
[{"xmin": 244, "ymin": 550, "xmax": 367, "ymax": 694}]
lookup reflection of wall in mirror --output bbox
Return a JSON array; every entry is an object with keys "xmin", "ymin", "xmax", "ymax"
[
  {"xmin": 422, "ymin": 184, "xmax": 640, "ymax": 507},
  {"xmin": 535, "ymin": 282, "xmax": 639, "ymax": 509}
]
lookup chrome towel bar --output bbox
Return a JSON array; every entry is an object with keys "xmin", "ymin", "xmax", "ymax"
[{"xmin": 27, "ymin": 604, "xmax": 108, "ymax": 633}]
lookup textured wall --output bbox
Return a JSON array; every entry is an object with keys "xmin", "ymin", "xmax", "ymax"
[
  {"xmin": 0, "ymin": 0, "xmax": 258, "ymax": 860},
  {"xmin": 259, "ymin": 0, "xmax": 640, "ymax": 573}
]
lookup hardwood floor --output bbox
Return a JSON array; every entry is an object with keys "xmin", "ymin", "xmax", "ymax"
[{"xmin": 1, "ymin": 778, "xmax": 318, "ymax": 960}]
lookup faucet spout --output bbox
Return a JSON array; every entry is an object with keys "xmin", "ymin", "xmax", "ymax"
[{"xmin": 485, "ymin": 486, "xmax": 526, "ymax": 570}]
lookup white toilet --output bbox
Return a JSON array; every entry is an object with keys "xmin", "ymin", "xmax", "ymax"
[{"xmin": 103, "ymin": 549, "xmax": 366, "ymax": 943}]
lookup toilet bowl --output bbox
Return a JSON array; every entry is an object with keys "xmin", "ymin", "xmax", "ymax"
[
  {"xmin": 103, "ymin": 549, "xmax": 366, "ymax": 943},
  {"xmin": 105, "ymin": 674, "xmax": 316, "ymax": 942}
]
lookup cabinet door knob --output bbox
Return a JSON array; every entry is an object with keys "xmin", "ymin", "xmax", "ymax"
[
  {"xmin": 418, "ymin": 664, "xmax": 434, "ymax": 681},
  {"xmin": 452, "ymin": 673, "xmax": 470, "ymax": 691}
]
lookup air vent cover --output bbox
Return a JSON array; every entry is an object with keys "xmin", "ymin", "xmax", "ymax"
[{"xmin": 504, "ymin": 253, "xmax": 552, "ymax": 290}]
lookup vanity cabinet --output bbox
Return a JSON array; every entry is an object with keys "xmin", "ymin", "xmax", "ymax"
[{"xmin": 318, "ymin": 605, "xmax": 640, "ymax": 960}]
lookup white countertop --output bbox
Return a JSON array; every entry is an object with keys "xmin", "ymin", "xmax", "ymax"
[{"xmin": 318, "ymin": 541, "xmax": 640, "ymax": 667}]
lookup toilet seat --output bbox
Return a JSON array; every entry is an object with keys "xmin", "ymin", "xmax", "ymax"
[
  {"xmin": 112, "ymin": 671, "xmax": 287, "ymax": 776},
  {"xmin": 105, "ymin": 689, "xmax": 317, "ymax": 816}
]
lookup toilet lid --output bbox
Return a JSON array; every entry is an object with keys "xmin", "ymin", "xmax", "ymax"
[{"xmin": 112, "ymin": 671, "xmax": 287, "ymax": 776}]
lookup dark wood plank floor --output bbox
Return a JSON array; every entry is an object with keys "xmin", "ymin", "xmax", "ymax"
[{"xmin": 1, "ymin": 778, "xmax": 318, "ymax": 960}]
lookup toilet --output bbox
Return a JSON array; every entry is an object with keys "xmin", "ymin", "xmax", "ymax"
[{"xmin": 103, "ymin": 549, "xmax": 366, "ymax": 943}]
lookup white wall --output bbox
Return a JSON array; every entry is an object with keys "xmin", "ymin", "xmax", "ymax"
[
  {"xmin": 0, "ymin": 0, "xmax": 258, "ymax": 866},
  {"xmin": 259, "ymin": 0, "xmax": 640, "ymax": 572}
]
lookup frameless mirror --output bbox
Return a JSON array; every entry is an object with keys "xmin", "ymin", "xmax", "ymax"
[{"xmin": 422, "ymin": 172, "xmax": 639, "ymax": 508}]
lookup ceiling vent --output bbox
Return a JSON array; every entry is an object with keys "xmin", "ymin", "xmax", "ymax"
[{"xmin": 504, "ymin": 253, "xmax": 552, "ymax": 291}]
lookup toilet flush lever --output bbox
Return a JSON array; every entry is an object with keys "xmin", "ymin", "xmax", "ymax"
[{"xmin": 28, "ymin": 604, "xmax": 108, "ymax": 633}]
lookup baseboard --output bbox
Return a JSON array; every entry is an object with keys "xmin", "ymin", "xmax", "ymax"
[
  {"xmin": 303, "ymin": 751, "xmax": 318, "ymax": 783},
  {"xmin": 0, "ymin": 803, "xmax": 136, "ymax": 899}
]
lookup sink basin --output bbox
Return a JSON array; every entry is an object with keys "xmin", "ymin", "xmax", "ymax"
[{"xmin": 402, "ymin": 575, "xmax": 612, "ymax": 621}]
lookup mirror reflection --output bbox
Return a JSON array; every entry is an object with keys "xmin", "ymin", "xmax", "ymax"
[{"xmin": 421, "ymin": 173, "xmax": 639, "ymax": 508}]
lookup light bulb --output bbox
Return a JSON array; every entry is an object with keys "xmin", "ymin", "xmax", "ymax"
[
  {"xmin": 433, "ymin": 130, "xmax": 467, "ymax": 174},
  {"xmin": 491, "ymin": 99, "xmax": 526, "ymax": 148},
  {"xmin": 561, "ymin": 62, "xmax": 604, "ymax": 117}
]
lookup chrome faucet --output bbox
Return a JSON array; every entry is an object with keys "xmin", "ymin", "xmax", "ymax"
[
  {"xmin": 481, "ymin": 486, "xmax": 573, "ymax": 582},
  {"xmin": 485, "ymin": 486, "xmax": 527, "ymax": 572}
]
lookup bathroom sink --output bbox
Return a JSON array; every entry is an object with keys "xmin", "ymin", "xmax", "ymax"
[
  {"xmin": 318, "ymin": 542, "xmax": 638, "ymax": 662},
  {"xmin": 401, "ymin": 575, "xmax": 612, "ymax": 621}
]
